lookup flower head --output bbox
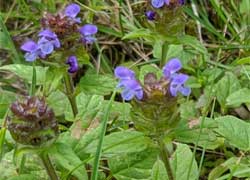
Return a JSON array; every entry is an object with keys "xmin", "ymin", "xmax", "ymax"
[
  {"xmin": 145, "ymin": 10, "xmax": 156, "ymax": 21},
  {"xmin": 115, "ymin": 66, "xmax": 143, "ymax": 101},
  {"xmin": 66, "ymin": 55, "xmax": 78, "ymax": 73},
  {"xmin": 79, "ymin": 24, "xmax": 98, "ymax": 44}
]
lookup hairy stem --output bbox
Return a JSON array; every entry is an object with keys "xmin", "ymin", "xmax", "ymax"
[
  {"xmin": 63, "ymin": 73, "xmax": 78, "ymax": 117},
  {"xmin": 40, "ymin": 152, "xmax": 59, "ymax": 180},
  {"xmin": 157, "ymin": 138, "xmax": 174, "ymax": 180}
]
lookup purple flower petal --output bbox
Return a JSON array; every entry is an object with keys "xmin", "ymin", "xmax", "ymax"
[
  {"xmin": 66, "ymin": 56, "xmax": 78, "ymax": 73},
  {"xmin": 120, "ymin": 79, "xmax": 143, "ymax": 100},
  {"xmin": 179, "ymin": 0, "xmax": 185, "ymax": 5},
  {"xmin": 171, "ymin": 73, "xmax": 189, "ymax": 84},
  {"xmin": 179, "ymin": 86, "xmax": 191, "ymax": 96},
  {"xmin": 24, "ymin": 52, "xmax": 38, "ymax": 62},
  {"xmin": 64, "ymin": 3, "xmax": 80, "ymax": 18},
  {"xmin": 114, "ymin": 66, "xmax": 135, "ymax": 80},
  {"xmin": 21, "ymin": 41, "xmax": 38, "ymax": 52},
  {"xmin": 38, "ymin": 38, "xmax": 54, "ymax": 55},
  {"xmin": 151, "ymin": 0, "xmax": 165, "ymax": 8},
  {"xmin": 170, "ymin": 74, "xmax": 190, "ymax": 96},
  {"xmin": 163, "ymin": 58, "xmax": 182, "ymax": 79},
  {"xmin": 165, "ymin": 0, "xmax": 170, "ymax": 5},
  {"xmin": 145, "ymin": 10, "xmax": 156, "ymax": 21},
  {"xmin": 121, "ymin": 88, "xmax": 135, "ymax": 101},
  {"xmin": 38, "ymin": 29, "xmax": 57, "ymax": 39},
  {"xmin": 79, "ymin": 24, "xmax": 98, "ymax": 36},
  {"xmin": 82, "ymin": 36, "xmax": 96, "ymax": 44}
]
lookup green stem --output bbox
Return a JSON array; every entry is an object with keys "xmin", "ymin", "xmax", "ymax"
[
  {"xmin": 157, "ymin": 138, "xmax": 174, "ymax": 180},
  {"xmin": 40, "ymin": 152, "xmax": 59, "ymax": 180},
  {"xmin": 91, "ymin": 90, "xmax": 116, "ymax": 180},
  {"xmin": 63, "ymin": 73, "xmax": 78, "ymax": 117},
  {"xmin": 160, "ymin": 43, "xmax": 168, "ymax": 68}
]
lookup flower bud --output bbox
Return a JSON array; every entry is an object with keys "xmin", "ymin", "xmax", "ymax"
[{"xmin": 7, "ymin": 96, "xmax": 59, "ymax": 146}]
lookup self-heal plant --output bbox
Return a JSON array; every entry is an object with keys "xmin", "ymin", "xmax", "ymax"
[
  {"xmin": 114, "ymin": 58, "xmax": 190, "ymax": 180},
  {"xmin": 115, "ymin": 58, "xmax": 190, "ymax": 101}
]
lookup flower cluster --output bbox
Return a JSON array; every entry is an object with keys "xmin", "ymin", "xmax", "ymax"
[
  {"xmin": 21, "ymin": 29, "xmax": 60, "ymax": 62},
  {"xmin": 114, "ymin": 58, "xmax": 190, "ymax": 101},
  {"xmin": 7, "ymin": 96, "xmax": 59, "ymax": 146},
  {"xmin": 20, "ymin": 3, "xmax": 98, "ymax": 74}
]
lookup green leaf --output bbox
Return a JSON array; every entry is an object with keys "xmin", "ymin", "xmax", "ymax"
[
  {"xmin": 65, "ymin": 92, "xmax": 104, "ymax": 122},
  {"xmin": 122, "ymin": 28, "xmax": 154, "ymax": 40},
  {"xmin": 77, "ymin": 72, "xmax": 116, "ymax": 95},
  {"xmin": 50, "ymin": 143, "xmax": 88, "ymax": 180},
  {"xmin": 165, "ymin": 45, "xmax": 183, "ymax": 63},
  {"xmin": 215, "ymin": 72, "xmax": 241, "ymax": 109},
  {"xmin": 83, "ymin": 130, "xmax": 153, "ymax": 155},
  {"xmin": 0, "ymin": 64, "xmax": 48, "ymax": 84},
  {"xmin": 44, "ymin": 67, "xmax": 64, "ymax": 96},
  {"xmin": 216, "ymin": 115, "xmax": 250, "ymax": 150},
  {"xmin": 7, "ymin": 174, "xmax": 38, "ymax": 180},
  {"xmin": 47, "ymin": 90, "xmax": 72, "ymax": 117},
  {"xmin": 0, "ymin": 90, "xmax": 17, "ymax": 120},
  {"xmin": 171, "ymin": 143, "xmax": 198, "ymax": 180},
  {"xmin": 226, "ymin": 88, "xmax": 250, "ymax": 107},
  {"xmin": 108, "ymin": 148, "xmax": 158, "ymax": 180},
  {"xmin": 151, "ymin": 159, "xmax": 169, "ymax": 180}
]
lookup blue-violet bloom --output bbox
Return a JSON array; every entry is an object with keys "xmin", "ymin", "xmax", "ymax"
[
  {"xmin": 163, "ymin": 58, "xmax": 182, "ymax": 79},
  {"xmin": 145, "ymin": 10, "xmax": 156, "ymax": 21},
  {"xmin": 163, "ymin": 58, "xmax": 191, "ymax": 96},
  {"xmin": 38, "ymin": 29, "xmax": 60, "ymax": 48},
  {"xmin": 20, "ymin": 40, "xmax": 40, "ymax": 62},
  {"xmin": 170, "ymin": 74, "xmax": 191, "ymax": 96},
  {"xmin": 66, "ymin": 55, "xmax": 78, "ymax": 73},
  {"xmin": 64, "ymin": 3, "xmax": 81, "ymax": 23},
  {"xmin": 115, "ymin": 66, "xmax": 143, "ymax": 101},
  {"xmin": 151, "ymin": 0, "xmax": 165, "ymax": 8},
  {"xmin": 79, "ymin": 24, "xmax": 98, "ymax": 44}
]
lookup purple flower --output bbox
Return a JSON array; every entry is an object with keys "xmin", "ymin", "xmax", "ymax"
[
  {"xmin": 114, "ymin": 66, "xmax": 143, "ymax": 101},
  {"xmin": 20, "ymin": 40, "xmax": 40, "ymax": 62},
  {"xmin": 170, "ymin": 74, "xmax": 191, "ymax": 96},
  {"xmin": 179, "ymin": 0, "xmax": 185, "ymax": 5},
  {"xmin": 79, "ymin": 24, "xmax": 98, "ymax": 44},
  {"xmin": 151, "ymin": 0, "xmax": 165, "ymax": 8},
  {"xmin": 38, "ymin": 29, "xmax": 60, "ymax": 48},
  {"xmin": 66, "ymin": 55, "xmax": 78, "ymax": 73},
  {"xmin": 163, "ymin": 58, "xmax": 182, "ymax": 79},
  {"xmin": 145, "ymin": 10, "xmax": 156, "ymax": 21},
  {"xmin": 64, "ymin": 3, "xmax": 81, "ymax": 23},
  {"xmin": 114, "ymin": 66, "xmax": 135, "ymax": 80},
  {"xmin": 162, "ymin": 58, "xmax": 191, "ymax": 96}
]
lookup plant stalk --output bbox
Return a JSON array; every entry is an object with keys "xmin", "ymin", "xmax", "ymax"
[
  {"xmin": 157, "ymin": 138, "xmax": 174, "ymax": 180},
  {"xmin": 40, "ymin": 152, "xmax": 59, "ymax": 180},
  {"xmin": 63, "ymin": 73, "xmax": 78, "ymax": 117}
]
